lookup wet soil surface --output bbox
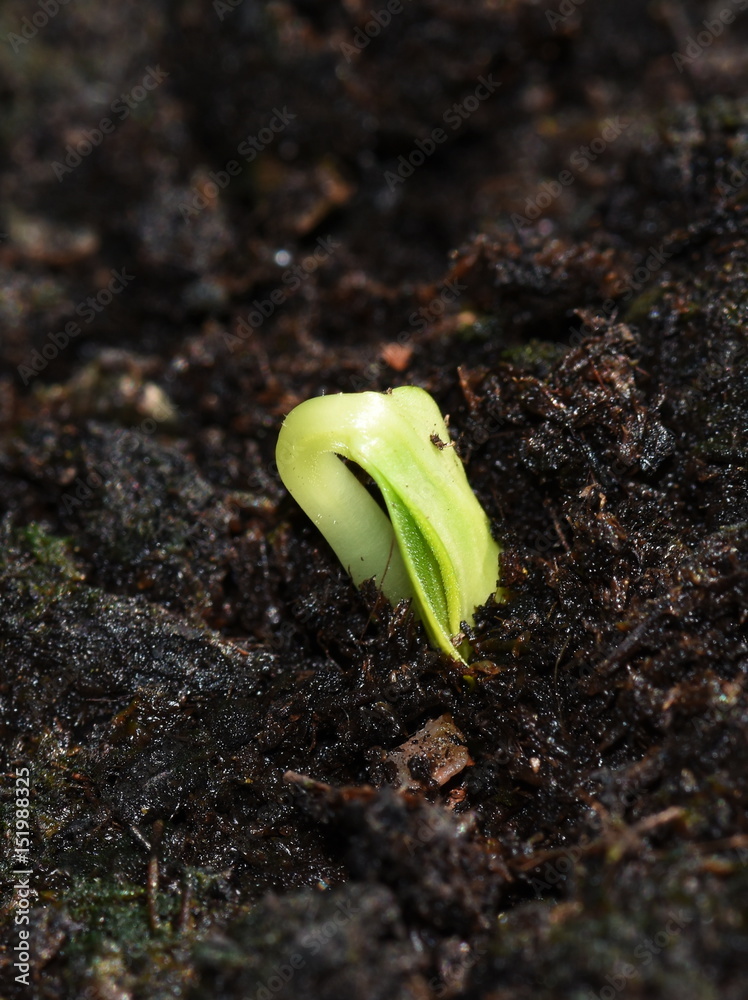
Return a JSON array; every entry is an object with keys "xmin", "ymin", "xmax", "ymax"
[{"xmin": 1, "ymin": 1, "xmax": 747, "ymax": 998}]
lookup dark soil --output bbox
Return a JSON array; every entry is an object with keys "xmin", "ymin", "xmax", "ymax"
[{"xmin": 1, "ymin": 1, "xmax": 748, "ymax": 998}]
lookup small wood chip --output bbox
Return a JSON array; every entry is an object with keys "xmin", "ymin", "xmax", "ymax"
[{"xmin": 386, "ymin": 714, "xmax": 473, "ymax": 792}]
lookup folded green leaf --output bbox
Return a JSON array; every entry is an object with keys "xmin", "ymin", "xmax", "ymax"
[{"xmin": 275, "ymin": 387, "xmax": 501, "ymax": 661}]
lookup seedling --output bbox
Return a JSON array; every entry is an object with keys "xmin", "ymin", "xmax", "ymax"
[{"xmin": 275, "ymin": 387, "xmax": 501, "ymax": 662}]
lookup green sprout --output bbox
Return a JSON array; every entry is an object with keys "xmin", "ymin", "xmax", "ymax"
[{"xmin": 275, "ymin": 386, "xmax": 501, "ymax": 662}]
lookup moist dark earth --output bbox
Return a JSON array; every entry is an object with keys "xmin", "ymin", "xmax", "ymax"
[{"xmin": 1, "ymin": 1, "xmax": 748, "ymax": 998}]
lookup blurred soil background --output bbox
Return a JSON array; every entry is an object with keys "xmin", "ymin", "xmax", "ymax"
[{"xmin": 1, "ymin": 0, "xmax": 748, "ymax": 998}]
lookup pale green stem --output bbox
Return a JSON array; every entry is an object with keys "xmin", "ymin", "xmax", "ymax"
[{"xmin": 276, "ymin": 387, "xmax": 501, "ymax": 661}]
